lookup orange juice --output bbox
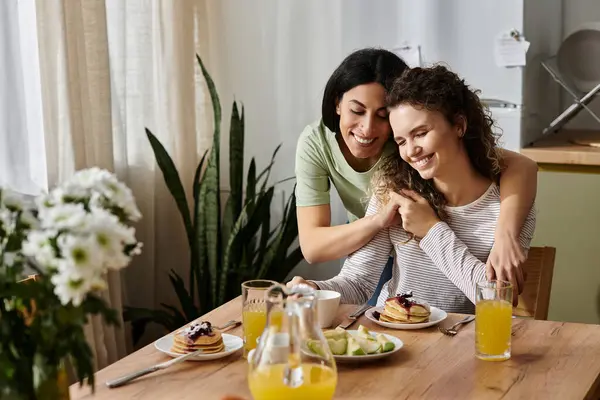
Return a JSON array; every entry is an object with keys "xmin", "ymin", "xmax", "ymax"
[
  {"xmin": 242, "ymin": 305, "xmax": 283, "ymax": 356},
  {"xmin": 248, "ymin": 364, "xmax": 337, "ymax": 400},
  {"xmin": 475, "ymin": 299, "xmax": 512, "ymax": 361}
]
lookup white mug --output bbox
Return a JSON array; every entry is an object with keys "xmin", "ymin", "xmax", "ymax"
[{"xmin": 314, "ymin": 290, "xmax": 341, "ymax": 328}]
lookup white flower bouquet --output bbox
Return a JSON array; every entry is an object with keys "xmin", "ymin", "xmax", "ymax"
[{"xmin": 0, "ymin": 168, "xmax": 142, "ymax": 399}]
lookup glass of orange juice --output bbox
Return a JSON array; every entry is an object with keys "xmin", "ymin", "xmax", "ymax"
[
  {"xmin": 475, "ymin": 280, "xmax": 513, "ymax": 361},
  {"xmin": 242, "ymin": 280, "xmax": 279, "ymax": 358}
]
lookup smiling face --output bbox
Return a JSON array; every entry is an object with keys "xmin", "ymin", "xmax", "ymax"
[
  {"xmin": 389, "ymin": 104, "xmax": 465, "ymax": 181},
  {"xmin": 336, "ymin": 83, "xmax": 391, "ymax": 163}
]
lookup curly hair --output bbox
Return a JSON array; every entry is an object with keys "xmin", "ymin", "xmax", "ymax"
[{"xmin": 372, "ymin": 65, "xmax": 502, "ymax": 220}]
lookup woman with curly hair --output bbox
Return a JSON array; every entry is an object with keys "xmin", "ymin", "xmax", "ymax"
[
  {"xmin": 292, "ymin": 65, "xmax": 536, "ymax": 313},
  {"xmin": 293, "ymin": 48, "xmax": 538, "ymax": 305}
]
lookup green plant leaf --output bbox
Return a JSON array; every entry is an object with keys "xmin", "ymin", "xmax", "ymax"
[
  {"xmin": 256, "ymin": 189, "xmax": 301, "ymax": 279},
  {"xmin": 190, "ymin": 150, "xmax": 208, "ymax": 306},
  {"xmin": 159, "ymin": 303, "xmax": 188, "ymax": 328},
  {"xmin": 221, "ymin": 102, "xmax": 245, "ymax": 284},
  {"xmin": 193, "ymin": 158, "xmax": 210, "ymax": 313},
  {"xmin": 219, "ymin": 203, "xmax": 249, "ymax": 304},
  {"xmin": 257, "ymin": 144, "xmax": 282, "ymax": 193},
  {"xmin": 197, "ymin": 53, "xmax": 222, "ymax": 308},
  {"xmin": 276, "ymin": 246, "xmax": 303, "ymax": 282},
  {"xmin": 122, "ymin": 307, "xmax": 179, "ymax": 345},
  {"xmin": 228, "ymin": 102, "xmax": 245, "ymax": 224},
  {"xmin": 245, "ymin": 158, "xmax": 256, "ymax": 209},
  {"xmin": 272, "ymin": 191, "xmax": 301, "ymax": 275},
  {"xmin": 192, "ymin": 150, "xmax": 209, "ymax": 203},
  {"xmin": 145, "ymin": 128, "xmax": 193, "ymax": 249},
  {"xmin": 241, "ymin": 187, "xmax": 274, "ymax": 276},
  {"xmin": 196, "ymin": 54, "xmax": 221, "ymax": 125},
  {"xmin": 167, "ymin": 269, "xmax": 198, "ymax": 321},
  {"xmin": 219, "ymin": 186, "xmax": 273, "ymax": 304}
]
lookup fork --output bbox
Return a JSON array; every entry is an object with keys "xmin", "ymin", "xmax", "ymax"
[
  {"xmin": 336, "ymin": 302, "xmax": 372, "ymax": 329},
  {"xmin": 438, "ymin": 315, "xmax": 475, "ymax": 336},
  {"xmin": 215, "ymin": 320, "xmax": 241, "ymax": 331}
]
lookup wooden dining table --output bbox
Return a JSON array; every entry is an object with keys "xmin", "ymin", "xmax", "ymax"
[{"xmin": 70, "ymin": 297, "xmax": 600, "ymax": 400}]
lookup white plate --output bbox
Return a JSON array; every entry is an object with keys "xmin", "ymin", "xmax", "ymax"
[
  {"xmin": 154, "ymin": 333, "xmax": 243, "ymax": 361},
  {"xmin": 300, "ymin": 330, "xmax": 403, "ymax": 363},
  {"xmin": 330, "ymin": 330, "xmax": 403, "ymax": 363},
  {"xmin": 365, "ymin": 306, "xmax": 448, "ymax": 330}
]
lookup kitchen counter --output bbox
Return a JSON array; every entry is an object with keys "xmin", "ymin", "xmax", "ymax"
[{"xmin": 521, "ymin": 129, "xmax": 600, "ymax": 173}]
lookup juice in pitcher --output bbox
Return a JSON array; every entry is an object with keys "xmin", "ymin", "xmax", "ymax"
[
  {"xmin": 475, "ymin": 280, "xmax": 513, "ymax": 361},
  {"xmin": 248, "ymin": 364, "xmax": 337, "ymax": 400},
  {"xmin": 248, "ymin": 283, "xmax": 337, "ymax": 400}
]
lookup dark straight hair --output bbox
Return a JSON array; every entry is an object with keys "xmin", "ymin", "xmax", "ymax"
[{"xmin": 321, "ymin": 48, "xmax": 409, "ymax": 133}]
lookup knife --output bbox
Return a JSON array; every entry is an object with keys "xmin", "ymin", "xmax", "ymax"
[
  {"xmin": 336, "ymin": 302, "xmax": 372, "ymax": 329},
  {"xmin": 106, "ymin": 348, "xmax": 204, "ymax": 388}
]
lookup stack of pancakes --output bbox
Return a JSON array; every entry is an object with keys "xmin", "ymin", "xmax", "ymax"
[
  {"xmin": 171, "ymin": 321, "xmax": 224, "ymax": 354},
  {"xmin": 380, "ymin": 292, "xmax": 431, "ymax": 324}
]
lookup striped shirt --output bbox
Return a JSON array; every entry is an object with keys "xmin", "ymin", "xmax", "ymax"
[{"xmin": 313, "ymin": 183, "xmax": 536, "ymax": 314}]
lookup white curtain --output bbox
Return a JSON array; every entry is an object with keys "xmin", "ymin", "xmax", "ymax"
[
  {"xmin": 20, "ymin": 0, "xmax": 215, "ymax": 369},
  {"xmin": 0, "ymin": 0, "xmax": 46, "ymax": 195}
]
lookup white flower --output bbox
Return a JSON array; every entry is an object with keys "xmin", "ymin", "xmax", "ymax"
[
  {"xmin": 12, "ymin": 167, "xmax": 142, "ymax": 305},
  {"xmin": 1, "ymin": 189, "xmax": 24, "ymax": 211},
  {"xmin": 90, "ymin": 181, "xmax": 141, "ymax": 222},
  {"xmin": 19, "ymin": 210, "xmax": 39, "ymax": 229},
  {"xmin": 69, "ymin": 167, "xmax": 112, "ymax": 189},
  {"xmin": 0, "ymin": 208, "xmax": 13, "ymax": 230},
  {"xmin": 51, "ymin": 272, "xmax": 85, "ymax": 306},
  {"xmin": 23, "ymin": 230, "xmax": 57, "ymax": 266},
  {"xmin": 38, "ymin": 203, "xmax": 88, "ymax": 231},
  {"xmin": 57, "ymin": 234, "xmax": 104, "ymax": 276},
  {"xmin": 2, "ymin": 251, "xmax": 17, "ymax": 267},
  {"xmin": 51, "ymin": 258, "xmax": 109, "ymax": 306},
  {"xmin": 79, "ymin": 207, "xmax": 137, "ymax": 269}
]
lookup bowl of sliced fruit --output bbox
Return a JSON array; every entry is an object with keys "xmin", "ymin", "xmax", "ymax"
[{"xmin": 306, "ymin": 325, "xmax": 403, "ymax": 363}]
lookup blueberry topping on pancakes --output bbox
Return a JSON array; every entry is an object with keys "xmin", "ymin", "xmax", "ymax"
[
  {"xmin": 393, "ymin": 291, "xmax": 416, "ymax": 309},
  {"xmin": 183, "ymin": 321, "xmax": 214, "ymax": 341}
]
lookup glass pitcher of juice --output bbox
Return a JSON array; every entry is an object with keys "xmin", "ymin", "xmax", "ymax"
[{"xmin": 247, "ymin": 283, "xmax": 337, "ymax": 400}]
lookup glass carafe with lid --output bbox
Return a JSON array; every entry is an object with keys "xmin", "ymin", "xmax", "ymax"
[{"xmin": 247, "ymin": 283, "xmax": 337, "ymax": 400}]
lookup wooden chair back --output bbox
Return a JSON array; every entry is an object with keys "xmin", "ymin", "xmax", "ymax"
[{"xmin": 513, "ymin": 246, "xmax": 556, "ymax": 320}]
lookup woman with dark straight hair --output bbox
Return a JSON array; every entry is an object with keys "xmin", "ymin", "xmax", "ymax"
[{"xmin": 292, "ymin": 49, "xmax": 537, "ymax": 304}]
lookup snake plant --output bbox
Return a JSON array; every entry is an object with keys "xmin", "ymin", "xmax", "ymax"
[{"xmin": 124, "ymin": 54, "xmax": 303, "ymax": 344}]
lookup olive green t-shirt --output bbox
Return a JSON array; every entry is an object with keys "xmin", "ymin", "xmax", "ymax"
[{"xmin": 294, "ymin": 120, "xmax": 396, "ymax": 222}]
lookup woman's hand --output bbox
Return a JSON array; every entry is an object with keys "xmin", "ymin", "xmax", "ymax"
[
  {"xmin": 392, "ymin": 190, "xmax": 440, "ymax": 238},
  {"xmin": 374, "ymin": 199, "xmax": 403, "ymax": 229},
  {"xmin": 286, "ymin": 276, "xmax": 318, "ymax": 290},
  {"xmin": 486, "ymin": 232, "xmax": 526, "ymax": 306}
]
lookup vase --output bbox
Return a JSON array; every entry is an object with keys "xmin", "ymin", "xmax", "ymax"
[{"xmin": 36, "ymin": 362, "xmax": 70, "ymax": 400}]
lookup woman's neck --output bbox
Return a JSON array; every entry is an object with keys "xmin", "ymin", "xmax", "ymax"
[{"xmin": 433, "ymin": 155, "xmax": 492, "ymax": 207}]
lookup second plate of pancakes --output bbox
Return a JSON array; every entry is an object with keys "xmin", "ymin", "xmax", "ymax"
[{"xmin": 365, "ymin": 306, "xmax": 448, "ymax": 330}]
